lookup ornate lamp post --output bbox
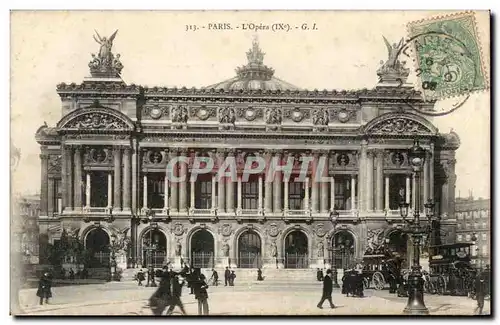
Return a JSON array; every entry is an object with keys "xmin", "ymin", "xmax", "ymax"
[
  {"xmin": 398, "ymin": 140, "xmax": 429, "ymax": 315},
  {"xmin": 109, "ymin": 234, "xmax": 118, "ymax": 281},
  {"xmin": 470, "ymin": 232, "xmax": 479, "ymax": 268},
  {"xmin": 329, "ymin": 209, "xmax": 340, "ymax": 288},
  {"xmin": 144, "ymin": 209, "xmax": 157, "ymax": 287}
]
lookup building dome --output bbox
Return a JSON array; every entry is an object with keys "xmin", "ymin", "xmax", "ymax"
[{"xmin": 204, "ymin": 39, "xmax": 300, "ymax": 91}]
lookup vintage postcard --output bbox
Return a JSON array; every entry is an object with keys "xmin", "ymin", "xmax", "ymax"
[{"xmin": 10, "ymin": 10, "xmax": 491, "ymax": 316}]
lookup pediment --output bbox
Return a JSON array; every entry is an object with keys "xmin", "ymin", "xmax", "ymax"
[
  {"xmin": 364, "ymin": 113, "xmax": 438, "ymax": 136},
  {"xmin": 57, "ymin": 107, "xmax": 135, "ymax": 131}
]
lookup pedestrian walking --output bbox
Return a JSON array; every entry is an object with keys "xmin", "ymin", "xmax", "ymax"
[
  {"xmin": 224, "ymin": 267, "xmax": 230, "ymax": 286},
  {"xmin": 194, "ymin": 273, "xmax": 210, "ymax": 315},
  {"xmin": 257, "ymin": 268, "xmax": 264, "ymax": 281},
  {"xmin": 137, "ymin": 269, "xmax": 145, "ymax": 286},
  {"xmin": 317, "ymin": 269, "xmax": 335, "ymax": 309},
  {"xmin": 229, "ymin": 270, "xmax": 236, "ymax": 286},
  {"xmin": 149, "ymin": 266, "xmax": 173, "ymax": 316},
  {"xmin": 474, "ymin": 273, "xmax": 487, "ymax": 315},
  {"xmin": 36, "ymin": 272, "xmax": 53, "ymax": 305},
  {"xmin": 166, "ymin": 274, "xmax": 187, "ymax": 315},
  {"xmin": 69, "ymin": 268, "xmax": 75, "ymax": 280},
  {"xmin": 316, "ymin": 268, "xmax": 324, "ymax": 281},
  {"xmin": 209, "ymin": 269, "xmax": 219, "ymax": 286}
]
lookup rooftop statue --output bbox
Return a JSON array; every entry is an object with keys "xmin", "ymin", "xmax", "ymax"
[
  {"xmin": 377, "ymin": 36, "xmax": 410, "ymax": 85},
  {"xmin": 89, "ymin": 30, "xmax": 123, "ymax": 78}
]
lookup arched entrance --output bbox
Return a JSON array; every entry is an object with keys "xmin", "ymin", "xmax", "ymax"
[
  {"xmin": 141, "ymin": 229, "xmax": 167, "ymax": 268},
  {"xmin": 284, "ymin": 230, "xmax": 309, "ymax": 268},
  {"xmin": 386, "ymin": 230, "xmax": 409, "ymax": 268},
  {"xmin": 331, "ymin": 231, "xmax": 355, "ymax": 270},
  {"xmin": 237, "ymin": 230, "xmax": 262, "ymax": 268},
  {"xmin": 85, "ymin": 228, "xmax": 110, "ymax": 267},
  {"xmin": 190, "ymin": 229, "xmax": 214, "ymax": 268}
]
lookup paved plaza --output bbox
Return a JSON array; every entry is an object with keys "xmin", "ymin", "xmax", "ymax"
[{"xmin": 15, "ymin": 280, "xmax": 489, "ymax": 316}]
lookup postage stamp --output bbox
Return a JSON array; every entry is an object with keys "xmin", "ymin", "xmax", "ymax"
[{"xmin": 407, "ymin": 11, "xmax": 489, "ymax": 100}]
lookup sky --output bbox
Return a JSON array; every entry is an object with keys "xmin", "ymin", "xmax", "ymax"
[{"xmin": 10, "ymin": 10, "xmax": 490, "ymax": 199}]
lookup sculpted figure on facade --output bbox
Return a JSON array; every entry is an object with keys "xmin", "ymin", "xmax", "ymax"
[
  {"xmin": 265, "ymin": 107, "xmax": 282, "ymax": 125},
  {"xmin": 172, "ymin": 105, "xmax": 189, "ymax": 123},
  {"xmin": 270, "ymin": 240, "xmax": 278, "ymax": 257},
  {"xmin": 89, "ymin": 30, "xmax": 123, "ymax": 76},
  {"xmin": 221, "ymin": 242, "xmax": 230, "ymax": 257},
  {"xmin": 175, "ymin": 240, "xmax": 182, "ymax": 256},
  {"xmin": 317, "ymin": 241, "xmax": 324, "ymax": 258},
  {"xmin": 219, "ymin": 106, "xmax": 236, "ymax": 124},
  {"xmin": 312, "ymin": 108, "xmax": 329, "ymax": 126},
  {"xmin": 377, "ymin": 36, "xmax": 409, "ymax": 81}
]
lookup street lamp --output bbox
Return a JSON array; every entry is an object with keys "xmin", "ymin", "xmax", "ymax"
[
  {"xmin": 398, "ymin": 140, "xmax": 429, "ymax": 315},
  {"xmin": 144, "ymin": 209, "xmax": 158, "ymax": 287},
  {"xmin": 110, "ymin": 234, "xmax": 118, "ymax": 281},
  {"xmin": 329, "ymin": 209, "xmax": 340, "ymax": 288}
]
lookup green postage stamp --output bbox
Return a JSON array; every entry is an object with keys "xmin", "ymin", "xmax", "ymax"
[{"xmin": 407, "ymin": 11, "xmax": 489, "ymax": 100}]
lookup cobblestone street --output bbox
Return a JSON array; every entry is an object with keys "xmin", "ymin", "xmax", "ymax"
[{"xmin": 15, "ymin": 280, "xmax": 490, "ymax": 316}]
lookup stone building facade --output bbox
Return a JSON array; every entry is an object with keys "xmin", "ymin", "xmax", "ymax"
[
  {"xmin": 36, "ymin": 35, "xmax": 460, "ymax": 270},
  {"xmin": 455, "ymin": 196, "xmax": 490, "ymax": 268}
]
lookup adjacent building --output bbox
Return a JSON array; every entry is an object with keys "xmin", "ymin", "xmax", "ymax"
[
  {"xmin": 35, "ymin": 34, "xmax": 460, "ymax": 271},
  {"xmin": 455, "ymin": 196, "xmax": 490, "ymax": 268}
]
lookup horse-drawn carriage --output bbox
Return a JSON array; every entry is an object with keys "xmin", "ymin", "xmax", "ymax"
[
  {"xmin": 427, "ymin": 243, "xmax": 477, "ymax": 296},
  {"xmin": 361, "ymin": 253, "xmax": 405, "ymax": 291}
]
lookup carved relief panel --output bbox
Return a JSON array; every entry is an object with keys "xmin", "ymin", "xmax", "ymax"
[
  {"xmin": 142, "ymin": 148, "xmax": 167, "ymax": 169},
  {"xmin": 384, "ymin": 150, "xmax": 411, "ymax": 170},
  {"xmin": 329, "ymin": 151, "xmax": 359, "ymax": 172},
  {"xmin": 83, "ymin": 147, "xmax": 113, "ymax": 167},
  {"xmin": 283, "ymin": 107, "xmax": 310, "ymax": 123},
  {"xmin": 189, "ymin": 105, "xmax": 217, "ymax": 121},
  {"xmin": 236, "ymin": 106, "xmax": 264, "ymax": 122},
  {"xmin": 143, "ymin": 104, "xmax": 171, "ymax": 120}
]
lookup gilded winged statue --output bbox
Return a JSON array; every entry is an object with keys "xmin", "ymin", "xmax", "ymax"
[
  {"xmin": 382, "ymin": 36, "xmax": 405, "ymax": 69},
  {"xmin": 93, "ymin": 30, "xmax": 118, "ymax": 65}
]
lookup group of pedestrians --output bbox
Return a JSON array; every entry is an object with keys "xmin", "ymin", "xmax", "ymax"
[{"xmin": 148, "ymin": 263, "xmax": 210, "ymax": 316}]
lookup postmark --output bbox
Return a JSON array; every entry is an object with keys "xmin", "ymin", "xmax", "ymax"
[{"xmin": 407, "ymin": 11, "xmax": 488, "ymax": 100}]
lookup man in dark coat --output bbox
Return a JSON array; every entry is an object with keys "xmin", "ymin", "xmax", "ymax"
[
  {"xmin": 36, "ymin": 272, "xmax": 52, "ymax": 305},
  {"xmin": 317, "ymin": 269, "xmax": 335, "ymax": 309},
  {"xmin": 209, "ymin": 269, "xmax": 219, "ymax": 286},
  {"xmin": 224, "ymin": 267, "xmax": 231, "ymax": 286},
  {"xmin": 166, "ymin": 274, "xmax": 187, "ymax": 315},
  {"xmin": 257, "ymin": 268, "xmax": 264, "ymax": 281},
  {"xmin": 474, "ymin": 273, "xmax": 487, "ymax": 315},
  {"xmin": 193, "ymin": 273, "xmax": 210, "ymax": 315},
  {"xmin": 229, "ymin": 270, "xmax": 236, "ymax": 286},
  {"xmin": 149, "ymin": 266, "xmax": 173, "ymax": 315}
]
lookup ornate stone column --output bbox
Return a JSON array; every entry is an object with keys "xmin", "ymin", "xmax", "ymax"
[
  {"xmin": 40, "ymin": 153, "xmax": 49, "ymax": 216},
  {"xmin": 264, "ymin": 151, "xmax": 273, "ymax": 214},
  {"xmin": 273, "ymin": 151, "xmax": 282, "ymax": 213},
  {"xmin": 211, "ymin": 174, "xmax": 216, "ymax": 209},
  {"xmin": 311, "ymin": 152, "xmax": 319, "ymax": 213},
  {"xmin": 217, "ymin": 150, "xmax": 226, "ymax": 213},
  {"xmin": 366, "ymin": 150, "xmax": 374, "ymax": 211},
  {"xmin": 226, "ymin": 150, "xmax": 235, "ymax": 214},
  {"xmin": 67, "ymin": 146, "xmax": 74, "ymax": 210},
  {"xmin": 237, "ymin": 175, "xmax": 242, "ymax": 212},
  {"xmin": 412, "ymin": 174, "xmax": 416, "ymax": 209},
  {"xmin": 358, "ymin": 140, "xmax": 368, "ymax": 211},
  {"xmin": 85, "ymin": 173, "xmax": 91, "ymax": 207},
  {"xmin": 122, "ymin": 148, "xmax": 131, "ymax": 211},
  {"xmin": 190, "ymin": 177, "xmax": 195, "ymax": 211},
  {"xmin": 179, "ymin": 149, "xmax": 188, "ymax": 213},
  {"xmin": 169, "ymin": 150, "xmax": 178, "ymax": 212},
  {"xmin": 73, "ymin": 146, "xmax": 83, "ymax": 210},
  {"xmin": 304, "ymin": 177, "xmax": 310, "ymax": 211},
  {"xmin": 142, "ymin": 174, "xmax": 148, "ymax": 209},
  {"xmin": 131, "ymin": 140, "xmax": 138, "ymax": 214},
  {"xmin": 258, "ymin": 175, "xmax": 263, "ymax": 213},
  {"xmin": 405, "ymin": 175, "xmax": 411, "ymax": 204},
  {"xmin": 107, "ymin": 173, "xmax": 112, "ymax": 208},
  {"xmin": 384, "ymin": 176, "xmax": 390, "ymax": 210},
  {"xmin": 330, "ymin": 176, "xmax": 335, "ymax": 211},
  {"xmin": 283, "ymin": 176, "xmax": 289, "ymax": 212},
  {"xmin": 113, "ymin": 146, "xmax": 122, "ymax": 211},
  {"xmin": 61, "ymin": 146, "xmax": 67, "ymax": 210},
  {"xmin": 375, "ymin": 150, "xmax": 384, "ymax": 211},
  {"xmin": 320, "ymin": 151, "xmax": 329, "ymax": 213},
  {"xmin": 163, "ymin": 176, "xmax": 169, "ymax": 212},
  {"xmin": 351, "ymin": 175, "xmax": 356, "ymax": 210},
  {"xmin": 47, "ymin": 178, "xmax": 54, "ymax": 215}
]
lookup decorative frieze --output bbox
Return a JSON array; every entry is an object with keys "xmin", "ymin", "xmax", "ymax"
[{"xmin": 143, "ymin": 105, "xmax": 170, "ymax": 120}]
